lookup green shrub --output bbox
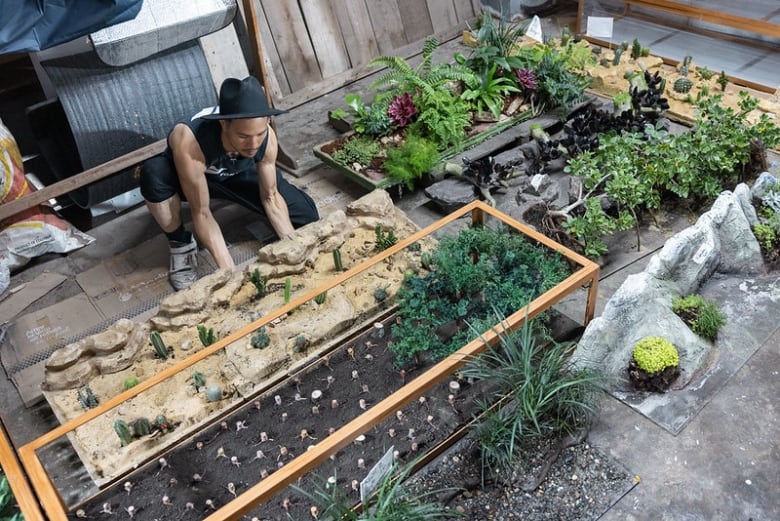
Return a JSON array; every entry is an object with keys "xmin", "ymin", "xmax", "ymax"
[
  {"xmin": 753, "ymin": 222, "xmax": 777, "ymax": 251},
  {"xmin": 0, "ymin": 474, "xmax": 23, "ymax": 521},
  {"xmin": 672, "ymin": 294, "xmax": 725, "ymax": 341},
  {"xmin": 332, "ymin": 135, "xmax": 381, "ymax": 167},
  {"xmin": 632, "ymin": 337, "xmax": 679, "ymax": 374},
  {"xmin": 384, "ymin": 133, "xmax": 440, "ymax": 190}
]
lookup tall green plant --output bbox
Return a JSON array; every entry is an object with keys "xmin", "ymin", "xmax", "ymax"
[{"xmin": 384, "ymin": 133, "xmax": 440, "ymax": 190}]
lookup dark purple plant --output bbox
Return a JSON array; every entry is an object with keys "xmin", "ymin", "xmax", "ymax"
[
  {"xmin": 388, "ymin": 93, "xmax": 417, "ymax": 127},
  {"xmin": 514, "ymin": 68, "xmax": 538, "ymax": 91}
]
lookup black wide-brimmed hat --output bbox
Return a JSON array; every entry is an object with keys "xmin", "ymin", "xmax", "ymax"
[{"xmin": 200, "ymin": 76, "xmax": 287, "ymax": 119}]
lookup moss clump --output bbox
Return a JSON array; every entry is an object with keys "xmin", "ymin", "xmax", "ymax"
[
  {"xmin": 672, "ymin": 294, "xmax": 725, "ymax": 341},
  {"xmin": 632, "ymin": 337, "xmax": 679, "ymax": 374}
]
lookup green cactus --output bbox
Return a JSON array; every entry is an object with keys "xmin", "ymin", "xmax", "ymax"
[
  {"xmin": 630, "ymin": 38, "xmax": 641, "ymax": 60},
  {"xmin": 284, "ymin": 277, "xmax": 292, "ymax": 304},
  {"xmin": 333, "ymin": 248, "xmax": 344, "ymax": 272},
  {"xmin": 640, "ymin": 46, "xmax": 650, "ymax": 57},
  {"xmin": 678, "ymin": 55, "xmax": 692, "ymax": 77},
  {"xmin": 612, "ymin": 47, "xmax": 624, "ymax": 66},
  {"xmin": 150, "ymin": 331, "xmax": 170, "ymax": 359},
  {"xmin": 673, "ymin": 77, "xmax": 693, "ymax": 94},
  {"xmin": 122, "ymin": 377, "xmax": 139, "ymax": 391},
  {"xmin": 717, "ymin": 70, "xmax": 729, "ymax": 91},
  {"xmin": 314, "ymin": 291, "xmax": 328, "ymax": 305},
  {"xmin": 591, "ymin": 45, "xmax": 601, "ymax": 55},
  {"xmin": 192, "ymin": 371, "xmax": 206, "ymax": 391},
  {"xmin": 696, "ymin": 66, "xmax": 713, "ymax": 80},
  {"xmin": 197, "ymin": 324, "xmax": 217, "ymax": 347},
  {"xmin": 560, "ymin": 25, "xmax": 571, "ymax": 46},
  {"xmin": 251, "ymin": 328, "xmax": 271, "ymax": 349},
  {"xmin": 152, "ymin": 414, "xmax": 172, "ymax": 433},
  {"xmin": 599, "ymin": 57, "xmax": 611, "ymax": 68},
  {"xmin": 205, "ymin": 384, "xmax": 223, "ymax": 403},
  {"xmin": 293, "ymin": 335, "xmax": 310, "ymax": 353},
  {"xmin": 374, "ymin": 225, "xmax": 398, "ymax": 251},
  {"xmin": 77, "ymin": 385, "xmax": 99, "ymax": 410},
  {"xmin": 114, "ymin": 419, "xmax": 133, "ymax": 447},
  {"xmin": 249, "ymin": 268, "xmax": 267, "ymax": 297},
  {"xmin": 374, "ymin": 285, "xmax": 390, "ymax": 303},
  {"xmin": 131, "ymin": 418, "xmax": 151, "ymax": 437}
]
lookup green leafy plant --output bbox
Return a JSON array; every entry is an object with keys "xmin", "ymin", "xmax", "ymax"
[
  {"xmin": 332, "ymin": 134, "xmax": 381, "ymax": 167},
  {"xmin": 122, "ymin": 377, "xmax": 139, "ymax": 391},
  {"xmin": 197, "ymin": 324, "xmax": 217, "ymax": 347},
  {"xmin": 384, "ymin": 132, "xmax": 440, "ymax": 190},
  {"xmin": 515, "ymin": 44, "xmax": 590, "ymax": 115},
  {"xmin": 249, "ymin": 268, "xmax": 267, "ymax": 297},
  {"xmin": 672, "ymin": 294, "xmax": 725, "ymax": 341},
  {"xmin": 753, "ymin": 222, "xmax": 777, "ymax": 251},
  {"xmin": 463, "ymin": 315, "xmax": 605, "ymax": 485},
  {"xmin": 0, "ymin": 474, "xmax": 23, "ymax": 521},
  {"xmin": 460, "ymin": 63, "xmax": 520, "ymax": 119},
  {"xmin": 632, "ymin": 337, "xmax": 679, "ymax": 373},
  {"xmin": 390, "ymin": 225, "xmax": 569, "ymax": 365},
  {"xmin": 339, "ymin": 93, "xmax": 393, "ymax": 137},
  {"xmin": 150, "ymin": 331, "xmax": 170, "ymax": 359},
  {"xmin": 293, "ymin": 458, "xmax": 458, "ymax": 521},
  {"xmin": 374, "ymin": 225, "xmax": 398, "ymax": 251}
]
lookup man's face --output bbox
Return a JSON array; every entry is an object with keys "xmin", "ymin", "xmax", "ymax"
[{"xmin": 221, "ymin": 117, "xmax": 269, "ymax": 158}]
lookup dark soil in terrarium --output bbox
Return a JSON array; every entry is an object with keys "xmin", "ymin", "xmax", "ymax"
[
  {"xmin": 626, "ymin": 358, "xmax": 680, "ymax": 393},
  {"xmin": 67, "ymin": 310, "xmax": 632, "ymax": 521}
]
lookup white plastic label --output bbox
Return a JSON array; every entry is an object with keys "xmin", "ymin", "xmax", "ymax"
[
  {"xmin": 360, "ymin": 445, "xmax": 395, "ymax": 504},
  {"xmin": 526, "ymin": 15, "xmax": 543, "ymax": 42}
]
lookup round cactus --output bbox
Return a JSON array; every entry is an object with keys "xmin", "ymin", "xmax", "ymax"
[{"xmin": 673, "ymin": 77, "xmax": 693, "ymax": 94}]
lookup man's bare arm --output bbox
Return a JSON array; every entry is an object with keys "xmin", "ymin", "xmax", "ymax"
[
  {"xmin": 170, "ymin": 124, "xmax": 235, "ymax": 269},
  {"xmin": 257, "ymin": 126, "xmax": 295, "ymax": 239}
]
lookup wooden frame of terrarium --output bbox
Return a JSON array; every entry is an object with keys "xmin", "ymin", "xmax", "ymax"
[{"xmin": 12, "ymin": 201, "xmax": 599, "ymax": 521}]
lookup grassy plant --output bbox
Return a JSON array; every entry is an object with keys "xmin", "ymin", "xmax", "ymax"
[
  {"xmin": 249, "ymin": 268, "xmax": 267, "ymax": 297},
  {"xmin": 462, "ymin": 314, "xmax": 606, "ymax": 483},
  {"xmin": 672, "ymin": 294, "xmax": 725, "ymax": 341},
  {"xmin": 293, "ymin": 458, "xmax": 459, "ymax": 521},
  {"xmin": 197, "ymin": 325, "xmax": 217, "ymax": 347}
]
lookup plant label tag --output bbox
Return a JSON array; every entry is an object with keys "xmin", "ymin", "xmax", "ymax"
[
  {"xmin": 527, "ymin": 15, "xmax": 543, "ymax": 42},
  {"xmin": 693, "ymin": 238, "xmax": 714, "ymax": 264},
  {"xmin": 360, "ymin": 445, "xmax": 395, "ymax": 504},
  {"xmin": 587, "ymin": 16, "xmax": 614, "ymax": 39}
]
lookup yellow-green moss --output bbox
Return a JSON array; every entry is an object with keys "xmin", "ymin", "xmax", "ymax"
[{"xmin": 632, "ymin": 337, "xmax": 679, "ymax": 374}]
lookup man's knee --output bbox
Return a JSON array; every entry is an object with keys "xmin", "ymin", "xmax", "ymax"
[{"xmin": 139, "ymin": 154, "xmax": 179, "ymax": 203}]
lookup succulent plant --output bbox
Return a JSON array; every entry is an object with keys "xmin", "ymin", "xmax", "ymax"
[
  {"xmin": 673, "ymin": 77, "xmax": 693, "ymax": 94},
  {"xmin": 205, "ymin": 384, "xmax": 223, "ymax": 403},
  {"xmin": 514, "ymin": 68, "xmax": 537, "ymax": 91},
  {"xmin": 114, "ymin": 419, "xmax": 132, "ymax": 447},
  {"xmin": 131, "ymin": 418, "xmax": 151, "ymax": 437},
  {"xmin": 678, "ymin": 55, "xmax": 693, "ymax": 77},
  {"xmin": 374, "ymin": 285, "xmax": 390, "ymax": 302},
  {"xmin": 122, "ymin": 377, "xmax": 139, "ymax": 391},
  {"xmin": 332, "ymin": 248, "xmax": 344, "ymax": 272},
  {"xmin": 632, "ymin": 337, "xmax": 679, "ymax": 374},
  {"xmin": 284, "ymin": 276, "xmax": 292, "ymax": 304},
  {"xmin": 387, "ymin": 93, "xmax": 417, "ymax": 127},
  {"xmin": 192, "ymin": 371, "xmax": 206, "ymax": 391},
  {"xmin": 249, "ymin": 268, "xmax": 267, "ymax": 297},
  {"xmin": 197, "ymin": 324, "xmax": 217, "ymax": 347},
  {"xmin": 77, "ymin": 385, "xmax": 99, "ymax": 409},
  {"xmin": 152, "ymin": 414, "xmax": 172, "ymax": 433},
  {"xmin": 717, "ymin": 70, "xmax": 729, "ymax": 91},
  {"xmin": 612, "ymin": 47, "xmax": 624, "ymax": 66},
  {"xmin": 293, "ymin": 335, "xmax": 310, "ymax": 353},
  {"xmin": 314, "ymin": 291, "xmax": 327, "ymax": 305},
  {"xmin": 630, "ymin": 38, "xmax": 641, "ymax": 60},
  {"xmin": 150, "ymin": 331, "xmax": 170, "ymax": 359},
  {"xmin": 251, "ymin": 328, "xmax": 271, "ymax": 349}
]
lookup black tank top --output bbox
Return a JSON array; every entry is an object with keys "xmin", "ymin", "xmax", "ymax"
[{"xmin": 173, "ymin": 115, "xmax": 269, "ymax": 178}]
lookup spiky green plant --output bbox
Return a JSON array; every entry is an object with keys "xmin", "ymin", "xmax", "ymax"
[
  {"xmin": 192, "ymin": 371, "xmax": 206, "ymax": 391},
  {"xmin": 150, "ymin": 331, "xmax": 169, "ymax": 359},
  {"xmin": 293, "ymin": 458, "xmax": 459, "ymax": 521},
  {"xmin": 314, "ymin": 291, "xmax": 328, "ymax": 305},
  {"xmin": 251, "ymin": 327, "xmax": 271, "ymax": 349},
  {"xmin": 672, "ymin": 294, "xmax": 725, "ymax": 341},
  {"xmin": 374, "ymin": 225, "xmax": 398, "ymax": 251},
  {"xmin": 249, "ymin": 268, "xmax": 267, "ymax": 297},
  {"xmin": 284, "ymin": 277, "xmax": 292, "ymax": 304},
  {"xmin": 197, "ymin": 324, "xmax": 217, "ymax": 347},
  {"xmin": 333, "ymin": 248, "xmax": 344, "ymax": 272},
  {"xmin": 114, "ymin": 419, "xmax": 132, "ymax": 447}
]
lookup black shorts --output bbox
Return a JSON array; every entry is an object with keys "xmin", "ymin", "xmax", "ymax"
[{"xmin": 138, "ymin": 153, "xmax": 319, "ymax": 229}]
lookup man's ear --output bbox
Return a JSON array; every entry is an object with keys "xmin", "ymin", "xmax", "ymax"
[{"xmin": 219, "ymin": 120, "xmax": 229, "ymax": 131}]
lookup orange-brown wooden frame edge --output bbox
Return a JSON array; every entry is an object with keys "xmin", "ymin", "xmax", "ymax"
[
  {"xmin": 0, "ymin": 418, "xmax": 45, "ymax": 520},
  {"xmin": 17, "ymin": 200, "xmax": 599, "ymax": 521}
]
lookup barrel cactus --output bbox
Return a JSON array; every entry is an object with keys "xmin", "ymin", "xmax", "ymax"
[
  {"xmin": 114, "ymin": 419, "xmax": 133, "ymax": 447},
  {"xmin": 673, "ymin": 77, "xmax": 693, "ymax": 94}
]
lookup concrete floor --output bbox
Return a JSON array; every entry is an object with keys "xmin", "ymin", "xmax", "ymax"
[{"xmin": 1, "ymin": 4, "xmax": 779, "ymax": 520}]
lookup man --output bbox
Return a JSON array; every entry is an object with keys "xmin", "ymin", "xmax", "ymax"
[{"xmin": 139, "ymin": 76, "xmax": 319, "ymax": 290}]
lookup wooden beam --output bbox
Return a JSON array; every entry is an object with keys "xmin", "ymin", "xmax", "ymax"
[{"xmin": 0, "ymin": 139, "xmax": 166, "ymax": 223}]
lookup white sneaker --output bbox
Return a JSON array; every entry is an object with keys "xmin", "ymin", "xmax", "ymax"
[{"xmin": 169, "ymin": 236, "xmax": 198, "ymax": 291}]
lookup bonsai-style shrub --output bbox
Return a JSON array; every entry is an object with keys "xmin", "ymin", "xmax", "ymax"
[
  {"xmin": 628, "ymin": 337, "xmax": 680, "ymax": 392},
  {"xmin": 672, "ymin": 294, "xmax": 725, "ymax": 341}
]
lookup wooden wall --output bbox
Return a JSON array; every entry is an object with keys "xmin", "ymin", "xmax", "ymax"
[{"xmin": 251, "ymin": 0, "xmax": 482, "ymax": 109}]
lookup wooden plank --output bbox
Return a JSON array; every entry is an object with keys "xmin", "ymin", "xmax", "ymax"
[
  {"xmin": 261, "ymin": 0, "xmax": 322, "ymax": 92},
  {"xmin": 453, "ymin": 0, "xmax": 476, "ymax": 22},
  {"xmin": 365, "ymin": 0, "xmax": 408, "ymax": 54},
  {"xmin": 299, "ymin": 0, "xmax": 351, "ymax": 79},
  {"xmin": 251, "ymin": 0, "xmax": 288, "ymax": 97},
  {"xmin": 0, "ymin": 419, "xmax": 45, "ymax": 521},
  {"xmin": 426, "ymin": 0, "xmax": 459, "ymax": 33},
  {"xmin": 332, "ymin": 0, "xmax": 379, "ymax": 68},
  {"xmin": 471, "ymin": 0, "xmax": 482, "ymax": 18},
  {"xmin": 397, "ymin": 0, "xmax": 434, "ymax": 43},
  {"xmin": 0, "ymin": 140, "xmax": 166, "ymax": 223}
]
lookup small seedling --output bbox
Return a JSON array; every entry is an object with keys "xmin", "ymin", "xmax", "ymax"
[
  {"xmin": 122, "ymin": 377, "xmax": 139, "ymax": 391},
  {"xmin": 150, "ymin": 331, "xmax": 171, "ymax": 359},
  {"xmin": 314, "ymin": 291, "xmax": 327, "ymax": 305},
  {"xmin": 192, "ymin": 371, "xmax": 206, "ymax": 391},
  {"xmin": 249, "ymin": 268, "xmax": 267, "ymax": 297},
  {"xmin": 76, "ymin": 385, "xmax": 99, "ymax": 410},
  {"xmin": 198, "ymin": 324, "xmax": 217, "ymax": 347},
  {"xmin": 251, "ymin": 327, "xmax": 271, "ymax": 349}
]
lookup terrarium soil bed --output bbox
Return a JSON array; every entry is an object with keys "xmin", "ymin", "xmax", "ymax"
[{"xmin": 67, "ymin": 313, "xmax": 494, "ymax": 521}]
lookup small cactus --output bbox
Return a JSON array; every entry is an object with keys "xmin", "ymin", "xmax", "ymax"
[
  {"xmin": 77, "ymin": 385, "xmax": 99, "ymax": 409},
  {"xmin": 673, "ymin": 77, "xmax": 693, "ymax": 94},
  {"xmin": 205, "ymin": 384, "xmax": 223, "ymax": 403},
  {"xmin": 122, "ymin": 377, "xmax": 139, "ymax": 391},
  {"xmin": 114, "ymin": 419, "xmax": 133, "ymax": 447},
  {"xmin": 197, "ymin": 325, "xmax": 217, "ymax": 347},
  {"xmin": 678, "ymin": 55, "xmax": 692, "ymax": 77},
  {"xmin": 192, "ymin": 371, "xmax": 206, "ymax": 391},
  {"xmin": 284, "ymin": 277, "xmax": 292, "ymax": 304},
  {"xmin": 630, "ymin": 38, "xmax": 641, "ymax": 60},
  {"xmin": 150, "ymin": 331, "xmax": 170, "ymax": 359},
  {"xmin": 333, "ymin": 248, "xmax": 344, "ymax": 271},
  {"xmin": 314, "ymin": 291, "xmax": 327, "ymax": 305},
  {"xmin": 251, "ymin": 328, "xmax": 271, "ymax": 349},
  {"xmin": 374, "ymin": 285, "xmax": 390, "ymax": 302},
  {"xmin": 131, "ymin": 418, "xmax": 151, "ymax": 437},
  {"xmin": 249, "ymin": 268, "xmax": 267, "ymax": 297},
  {"xmin": 374, "ymin": 225, "xmax": 398, "ymax": 251},
  {"xmin": 293, "ymin": 335, "xmax": 310, "ymax": 353},
  {"xmin": 717, "ymin": 70, "xmax": 729, "ymax": 91},
  {"xmin": 152, "ymin": 414, "xmax": 172, "ymax": 433},
  {"xmin": 612, "ymin": 47, "xmax": 624, "ymax": 66}
]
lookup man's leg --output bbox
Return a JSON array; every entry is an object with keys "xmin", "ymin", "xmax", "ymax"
[{"xmin": 139, "ymin": 155, "xmax": 198, "ymax": 290}]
